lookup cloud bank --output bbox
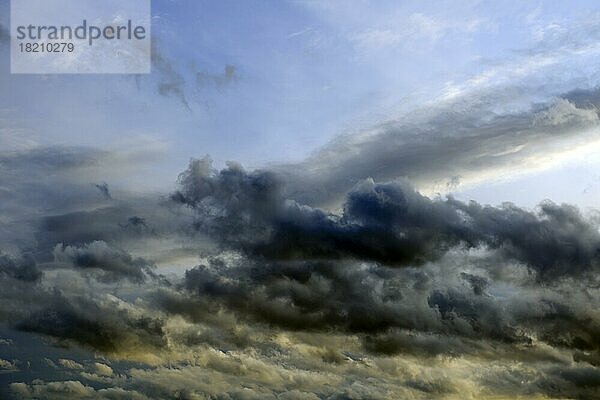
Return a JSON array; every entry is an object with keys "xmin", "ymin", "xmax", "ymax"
[{"xmin": 2, "ymin": 68, "xmax": 600, "ymax": 400}]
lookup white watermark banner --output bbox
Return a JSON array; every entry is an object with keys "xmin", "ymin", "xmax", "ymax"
[{"xmin": 11, "ymin": 0, "xmax": 151, "ymax": 74}]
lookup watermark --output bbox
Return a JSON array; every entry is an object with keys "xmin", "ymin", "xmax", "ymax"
[{"xmin": 11, "ymin": 0, "xmax": 151, "ymax": 74}]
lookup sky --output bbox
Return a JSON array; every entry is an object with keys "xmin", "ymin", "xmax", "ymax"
[{"xmin": 2, "ymin": 1, "xmax": 600, "ymax": 399}]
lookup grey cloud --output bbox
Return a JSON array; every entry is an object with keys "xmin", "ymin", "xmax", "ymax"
[
  {"xmin": 2, "ymin": 116, "xmax": 600, "ymax": 399},
  {"xmin": 0, "ymin": 145, "xmax": 159, "ymax": 221},
  {"xmin": 0, "ymin": 253, "xmax": 42, "ymax": 283},
  {"xmin": 172, "ymin": 158, "xmax": 600, "ymax": 280},
  {"xmin": 197, "ymin": 65, "xmax": 238, "ymax": 88},
  {"xmin": 174, "ymin": 254, "xmax": 600, "ymax": 362},
  {"xmin": 163, "ymin": 157, "xmax": 600, "ymax": 364},
  {"xmin": 15, "ymin": 293, "xmax": 167, "ymax": 355},
  {"xmin": 478, "ymin": 364, "xmax": 600, "ymax": 400},
  {"xmin": 565, "ymin": 86, "xmax": 600, "ymax": 108},
  {"xmin": 275, "ymin": 90, "xmax": 600, "ymax": 207},
  {"xmin": 52, "ymin": 241, "xmax": 155, "ymax": 284},
  {"xmin": 0, "ymin": 146, "xmax": 106, "ymax": 172},
  {"xmin": 94, "ymin": 182, "xmax": 112, "ymax": 200},
  {"xmin": 0, "ymin": 284, "xmax": 166, "ymax": 359},
  {"xmin": 0, "ymin": 143, "xmax": 191, "ymax": 262},
  {"xmin": 35, "ymin": 206, "xmax": 144, "ymax": 256},
  {"xmin": 151, "ymin": 41, "xmax": 191, "ymax": 111}
]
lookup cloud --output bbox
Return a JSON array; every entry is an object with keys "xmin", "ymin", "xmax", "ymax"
[
  {"xmin": 150, "ymin": 41, "xmax": 191, "ymax": 112},
  {"xmin": 533, "ymin": 98, "xmax": 599, "ymax": 126},
  {"xmin": 57, "ymin": 359, "xmax": 84, "ymax": 370},
  {"xmin": 3, "ymin": 5, "xmax": 600, "ymax": 399},
  {"xmin": 172, "ymin": 158, "xmax": 600, "ymax": 281},
  {"xmin": 10, "ymin": 380, "xmax": 150, "ymax": 400},
  {"xmin": 94, "ymin": 182, "xmax": 112, "ymax": 200},
  {"xmin": 15, "ymin": 292, "xmax": 168, "ymax": 358},
  {"xmin": 196, "ymin": 65, "xmax": 238, "ymax": 88},
  {"xmin": 2, "ymin": 119, "xmax": 600, "ymax": 399},
  {"xmin": 0, "ymin": 253, "xmax": 42, "ymax": 283},
  {"xmin": 153, "ymin": 156, "xmax": 600, "ymax": 380},
  {"xmin": 0, "ymin": 358, "xmax": 16, "ymax": 370},
  {"xmin": 52, "ymin": 241, "xmax": 156, "ymax": 284},
  {"xmin": 92, "ymin": 362, "xmax": 113, "ymax": 377},
  {"xmin": 274, "ymin": 93, "xmax": 600, "ymax": 207},
  {"xmin": 0, "ymin": 142, "xmax": 180, "ymax": 259}
]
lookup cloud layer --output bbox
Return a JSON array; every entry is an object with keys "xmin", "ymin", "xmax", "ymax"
[{"xmin": 2, "ymin": 84, "xmax": 600, "ymax": 400}]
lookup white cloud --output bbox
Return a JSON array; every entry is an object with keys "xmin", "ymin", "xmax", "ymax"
[
  {"xmin": 0, "ymin": 358, "xmax": 16, "ymax": 370},
  {"xmin": 57, "ymin": 358, "xmax": 84, "ymax": 370},
  {"xmin": 93, "ymin": 362, "xmax": 114, "ymax": 377}
]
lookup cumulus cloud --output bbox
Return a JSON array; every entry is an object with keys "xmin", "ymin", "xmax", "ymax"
[
  {"xmin": 172, "ymin": 158, "xmax": 600, "ymax": 281},
  {"xmin": 0, "ymin": 253, "xmax": 42, "ymax": 283},
  {"xmin": 10, "ymin": 380, "xmax": 149, "ymax": 400},
  {"xmin": 92, "ymin": 362, "xmax": 113, "ymax": 377},
  {"xmin": 2, "ymin": 101, "xmax": 600, "ymax": 398},
  {"xmin": 15, "ymin": 293, "xmax": 168, "ymax": 358},
  {"xmin": 0, "ymin": 358, "xmax": 16, "ymax": 370},
  {"xmin": 57, "ymin": 359, "xmax": 84, "ymax": 370},
  {"xmin": 52, "ymin": 241, "xmax": 156, "ymax": 284}
]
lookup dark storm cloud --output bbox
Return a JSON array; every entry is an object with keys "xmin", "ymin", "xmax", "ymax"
[
  {"xmin": 0, "ymin": 253, "xmax": 42, "ymax": 283},
  {"xmin": 1, "ymin": 143, "xmax": 598, "ymax": 365},
  {"xmin": 0, "ymin": 255, "xmax": 167, "ymax": 356},
  {"xmin": 172, "ymin": 158, "xmax": 600, "ymax": 280},
  {"xmin": 16, "ymin": 293, "xmax": 167, "ymax": 355},
  {"xmin": 52, "ymin": 241, "xmax": 155, "ymax": 284},
  {"xmin": 171, "ymin": 253, "xmax": 600, "ymax": 358},
  {"xmin": 158, "ymin": 157, "xmax": 600, "ymax": 361},
  {"xmin": 0, "ymin": 144, "xmax": 194, "ymax": 360},
  {"xmin": 274, "ymin": 90, "xmax": 600, "ymax": 206},
  {"xmin": 2, "ymin": 107, "xmax": 600, "ymax": 398}
]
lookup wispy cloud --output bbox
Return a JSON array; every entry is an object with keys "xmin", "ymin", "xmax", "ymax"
[{"xmin": 352, "ymin": 13, "xmax": 483, "ymax": 49}]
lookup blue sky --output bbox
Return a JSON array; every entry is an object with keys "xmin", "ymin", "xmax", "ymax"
[{"xmin": 2, "ymin": 0, "xmax": 600, "ymax": 198}]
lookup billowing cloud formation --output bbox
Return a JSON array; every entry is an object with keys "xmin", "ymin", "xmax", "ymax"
[
  {"xmin": 0, "ymin": 254, "xmax": 42, "ymax": 283},
  {"xmin": 11, "ymin": 380, "xmax": 149, "ymax": 400},
  {"xmin": 172, "ymin": 158, "xmax": 600, "ymax": 280},
  {"xmin": 0, "ymin": 155, "xmax": 599, "ymax": 399},
  {"xmin": 52, "ymin": 241, "xmax": 155, "ymax": 284},
  {"xmin": 2, "ymin": 106, "xmax": 600, "ymax": 399}
]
